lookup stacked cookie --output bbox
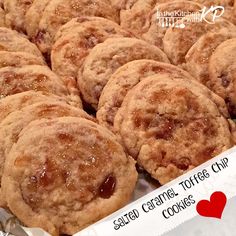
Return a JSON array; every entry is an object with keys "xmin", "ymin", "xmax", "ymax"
[{"xmin": 0, "ymin": 0, "xmax": 235, "ymax": 235}]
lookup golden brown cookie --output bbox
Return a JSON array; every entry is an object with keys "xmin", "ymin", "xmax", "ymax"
[
  {"xmin": 0, "ymin": 101, "xmax": 94, "ymax": 199},
  {"xmin": 78, "ymin": 37, "xmax": 170, "ymax": 109},
  {"xmin": 0, "ymin": 51, "xmax": 45, "ymax": 68},
  {"xmin": 2, "ymin": 117, "xmax": 137, "ymax": 236},
  {"xmin": 185, "ymin": 32, "xmax": 236, "ymax": 85},
  {"xmin": 25, "ymin": 0, "xmax": 51, "ymax": 40},
  {"xmin": 32, "ymin": 0, "xmax": 120, "ymax": 54},
  {"xmin": 208, "ymin": 38, "xmax": 236, "ymax": 117},
  {"xmin": 0, "ymin": 27, "xmax": 43, "ymax": 58},
  {"xmin": 120, "ymin": 0, "xmax": 168, "ymax": 37},
  {"xmin": 51, "ymin": 17, "xmax": 132, "ymax": 88},
  {"xmin": 163, "ymin": 18, "xmax": 235, "ymax": 65},
  {"xmin": 0, "ymin": 65, "xmax": 82, "ymax": 108},
  {"xmin": 114, "ymin": 75, "xmax": 233, "ymax": 184},
  {"xmin": 0, "ymin": 91, "xmax": 70, "ymax": 123},
  {"xmin": 97, "ymin": 60, "xmax": 194, "ymax": 130},
  {"xmin": 3, "ymin": 0, "xmax": 34, "ymax": 32},
  {"xmin": 98, "ymin": 59, "xmax": 229, "ymax": 130}
]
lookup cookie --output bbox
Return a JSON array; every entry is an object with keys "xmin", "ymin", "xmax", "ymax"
[
  {"xmin": 0, "ymin": 27, "xmax": 43, "ymax": 58},
  {"xmin": 0, "ymin": 91, "xmax": 70, "ymax": 123},
  {"xmin": 208, "ymin": 38, "xmax": 236, "ymax": 117},
  {"xmin": 141, "ymin": 1, "xmax": 202, "ymax": 49},
  {"xmin": 0, "ymin": 51, "xmax": 45, "ymax": 68},
  {"xmin": 163, "ymin": 18, "xmax": 235, "ymax": 65},
  {"xmin": 120, "ymin": 0, "xmax": 167, "ymax": 37},
  {"xmin": 2, "ymin": 117, "xmax": 137, "ymax": 235},
  {"xmin": 97, "ymin": 60, "xmax": 194, "ymax": 130},
  {"xmin": 32, "ymin": 0, "xmax": 120, "ymax": 54},
  {"xmin": 185, "ymin": 32, "xmax": 236, "ymax": 85},
  {"xmin": 97, "ymin": 59, "xmax": 229, "ymax": 130},
  {"xmin": 25, "ymin": 0, "xmax": 51, "ymax": 39},
  {"xmin": 51, "ymin": 17, "xmax": 132, "ymax": 87},
  {"xmin": 0, "ymin": 65, "xmax": 82, "ymax": 108},
  {"xmin": 3, "ymin": 0, "xmax": 34, "ymax": 32},
  {"xmin": 0, "ymin": 101, "xmax": 94, "ymax": 198},
  {"xmin": 114, "ymin": 75, "xmax": 233, "ymax": 184},
  {"xmin": 78, "ymin": 37, "xmax": 170, "ymax": 109}
]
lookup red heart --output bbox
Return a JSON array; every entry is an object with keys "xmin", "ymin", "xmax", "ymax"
[{"xmin": 196, "ymin": 191, "xmax": 227, "ymax": 219}]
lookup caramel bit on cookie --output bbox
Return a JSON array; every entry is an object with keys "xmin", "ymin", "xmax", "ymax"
[
  {"xmin": 152, "ymin": 117, "xmax": 175, "ymax": 140},
  {"xmin": 14, "ymin": 155, "xmax": 32, "ymax": 167},
  {"xmin": 35, "ymin": 160, "xmax": 58, "ymax": 187},
  {"xmin": 99, "ymin": 175, "xmax": 116, "ymax": 199},
  {"xmin": 220, "ymin": 72, "xmax": 230, "ymax": 88},
  {"xmin": 134, "ymin": 112, "xmax": 175, "ymax": 140},
  {"xmin": 86, "ymin": 35, "xmax": 99, "ymax": 48},
  {"xmin": 197, "ymin": 146, "xmax": 216, "ymax": 164},
  {"xmin": 172, "ymin": 157, "xmax": 191, "ymax": 171},
  {"xmin": 27, "ymin": 159, "xmax": 68, "ymax": 189},
  {"xmin": 34, "ymin": 30, "xmax": 46, "ymax": 43},
  {"xmin": 57, "ymin": 132, "xmax": 75, "ymax": 143}
]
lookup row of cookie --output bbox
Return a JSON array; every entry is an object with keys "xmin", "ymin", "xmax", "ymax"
[
  {"xmin": 120, "ymin": 0, "xmax": 236, "ymax": 44},
  {"xmin": 163, "ymin": 20, "xmax": 236, "ymax": 117},
  {"xmin": 0, "ymin": 27, "xmax": 83, "ymax": 107},
  {"xmin": 96, "ymin": 59, "xmax": 236, "ymax": 185},
  {"xmin": 2, "ymin": 0, "xmax": 120, "ymax": 54},
  {"xmin": 0, "ymin": 26, "xmax": 138, "ymax": 235},
  {"xmin": 3, "ymin": 0, "xmax": 235, "ymax": 56},
  {"xmin": 50, "ymin": 15, "xmax": 236, "ymax": 120},
  {"xmin": 0, "ymin": 89, "xmax": 137, "ymax": 236},
  {"xmin": 50, "ymin": 17, "xmax": 171, "ymax": 109}
]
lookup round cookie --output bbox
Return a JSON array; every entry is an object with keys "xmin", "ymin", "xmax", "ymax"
[
  {"xmin": 0, "ymin": 51, "xmax": 45, "ymax": 68},
  {"xmin": 0, "ymin": 101, "xmax": 94, "ymax": 196},
  {"xmin": 0, "ymin": 27, "xmax": 43, "ymax": 58},
  {"xmin": 114, "ymin": 75, "xmax": 234, "ymax": 184},
  {"xmin": 208, "ymin": 38, "xmax": 236, "ymax": 117},
  {"xmin": 120, "ymin": 0, "xmax": 168, "ymax": 37},
  {"xmin": 78, "ymin": 37, "xmax": 170, "ymax": 109},
  {"xmin": 51, "ymin": 17, "xmax": 132, "ymax": 86},
  {"xmin": 25, "ymin": 0, "xmax": 51, "ymax": 39},
  {"xmin": 0, "ymin": 65, "xmax": 82, "ymax": 108},
  {"xmin": 141, "ymin": 1, "xmax": 202, "ymax": 49},
  {"xmin": 2, "ymin": 117, "xmax": 137, "ymax": 236},
  {"xmin": 3, "ymin": 0, "xmax": 34, "ymax": 32},
  {"xmin": 163, "ymin": 18, "xmax": 235, "ymax": 65},
  {"xmin": 185, "ymin": 32, "xmax": 236, "ymax": 85},
  {"xmin": 32, "ymin": 0, "xmax": 120, "ymax": 54},
  {"xmin": 0, "ymin": 91, "xmax": 70, "ymax": 123},
  {"xmin": 97, "ymin": 60, "xmax": 194, "ymax": 130},
  {"xmin": 98, "ymin": 60, "xmax": 229, "ymax": 130}
]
